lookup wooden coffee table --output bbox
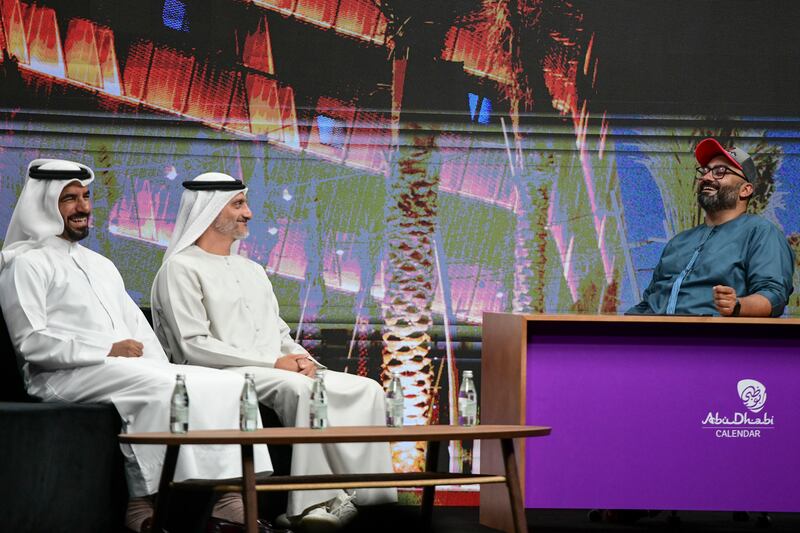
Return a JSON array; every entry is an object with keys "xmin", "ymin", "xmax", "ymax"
[{"xmin": 120, "ymin": 424, "xmax": 550, "ymax": 533}]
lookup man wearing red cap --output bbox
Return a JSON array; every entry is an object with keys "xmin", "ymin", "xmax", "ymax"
[{"xmin": 627, "ymin": 138, "xmax": 794, "ymax": 316}]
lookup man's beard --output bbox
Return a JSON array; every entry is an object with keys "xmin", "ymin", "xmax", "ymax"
[
  {"xmin": 62, "ymin": 215, "xmax": 90, "ymax": 241},
  {"xmin": 697, "ymin": 182, "xmax": 740, "ymax": 213},
  {"xmin": 212, "ymin": 216, "xmax": 249, "ymax": 240}
]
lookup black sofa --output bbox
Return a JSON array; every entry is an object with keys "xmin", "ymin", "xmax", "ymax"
[
  {"xmin": 0, "ymin": 305, "xmax": 128, "ymax": 532},
  {"xmin": 0, "ymin": 306, "xmax": 290, "ymax": 532}
]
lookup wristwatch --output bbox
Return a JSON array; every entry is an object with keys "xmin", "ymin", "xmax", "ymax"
[{"xmin": 732, "ymin": 299, "xmax": 741, "ymax": 317}]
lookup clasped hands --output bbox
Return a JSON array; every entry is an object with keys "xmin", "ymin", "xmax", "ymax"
[{"xmin": 275, "ymin": 353, "xmax": 317, "ymax": 377}]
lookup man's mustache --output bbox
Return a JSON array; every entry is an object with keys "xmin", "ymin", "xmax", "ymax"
[{"xmin": 698, "ymin": 181, "xmax": 720, "ymax": 191}]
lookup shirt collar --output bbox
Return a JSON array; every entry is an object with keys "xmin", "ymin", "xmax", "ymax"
[
  {"xmin": 45, "ymin": 235, "xmax": 81, "ymax": 254},
  {"xmin": 711, "ymin": 212, "xmax": 750, "ymax": 230}
]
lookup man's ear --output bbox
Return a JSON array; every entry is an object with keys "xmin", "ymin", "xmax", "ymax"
[{"xmin": 739, "ymin": 181, "xmax": 754, "ymax": 200}]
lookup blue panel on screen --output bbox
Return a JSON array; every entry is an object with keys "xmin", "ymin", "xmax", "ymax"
[
  {"xmin": 478, "ymin": 97, "xmax": 492, "ymax": 124},
  {"xmin": 468, "ymin": 92, "xmax": 479, "ymax": 121},
  {"xmin": 163, "ymin": 0, "xmax": 189, "ymax": 32},
  {"xmin": 317, "ymin": 115, "xmax": 345, "ymax": 148}
]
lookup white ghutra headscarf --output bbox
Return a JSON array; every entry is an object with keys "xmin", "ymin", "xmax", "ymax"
[
  {"xmin": 1, "ymin": 159, "xmax": 95, "ymax": 271},
  {"xmin": 161, "ymin": 172, "xmax": 248, "ymax": 262}
]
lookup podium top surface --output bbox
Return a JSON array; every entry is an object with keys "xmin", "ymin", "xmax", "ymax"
[
  {"xmin": 483, "ymin": 312, "xmax": 800, "ymax": 327},
  {"xmin": 119, "ymin": 424, "xmax": 551, "ymax": 445}
]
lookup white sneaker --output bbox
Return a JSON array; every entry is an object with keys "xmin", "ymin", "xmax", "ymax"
[
  {"xmin": 326, "ymin": 492, "xmax": 358, "ymax": 526},
  {"xmin": 299, "ymin": 507, "xmax": 342, "ymax": 532},
  {"xmin": 274, "ymin": 513, "xmax": 294, "ymax": 530}
]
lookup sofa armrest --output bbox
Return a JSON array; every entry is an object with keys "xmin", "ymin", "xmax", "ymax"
[{"xmin": 0, "ymin": 402, "xmax": 127, "ymax": 532}]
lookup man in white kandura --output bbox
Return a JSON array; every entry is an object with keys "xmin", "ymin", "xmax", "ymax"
[
  {"xmin": 151, "ymin": 173, "xmax": 396, "ymax": 531},
  {"xmin": 0, "ymin": 160, "xmax": 272, "ymax": 533}
]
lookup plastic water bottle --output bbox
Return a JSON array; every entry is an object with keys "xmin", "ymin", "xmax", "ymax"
[
  {"xmin": 170, "ymin": 374, "xmax": 189, "ymax": 434},
  {"xmin": 385, "ymin": 370, "xmax": 404, "ymax": 427},
  {"xmin": 310, "ymin": 370, "xmax": 328, "ymax": 429},
  {"xmin": 240, "ymin": 373, "xmax": 259, "ymax": 432},
  {"xmin": 458, "ymin": 370, "xmax": 478, "ymax": 426}
]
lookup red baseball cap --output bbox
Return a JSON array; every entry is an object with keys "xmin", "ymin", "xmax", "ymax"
[{"xmin": 695, "ymin": 138, "xmax": 757, "ymax": 182}]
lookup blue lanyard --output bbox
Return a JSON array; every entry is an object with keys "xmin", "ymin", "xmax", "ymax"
[{"xmin": 665, "ymin": 226, "xmax": 715, "ymax": 315}]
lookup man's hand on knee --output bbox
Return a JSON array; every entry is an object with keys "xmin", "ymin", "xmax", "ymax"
[
  {"xmin": 275, "ymin": 353, "xmax": 308, "ymax": 372},
  {"xmin": 109, "ymin": 339, "xmax": 144, "ymax": 357},
  {"xmin": 275, "ymin": 354, "xmax": 317, "ymax": 377},
  {"xmin": 296, "ymin": 356, "xmax": 317, "ymax": 377}
]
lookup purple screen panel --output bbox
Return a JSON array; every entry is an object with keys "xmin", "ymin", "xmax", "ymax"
[{"xmin": 524, "ymin": 331, "xmax": 800, "ymax": 511}]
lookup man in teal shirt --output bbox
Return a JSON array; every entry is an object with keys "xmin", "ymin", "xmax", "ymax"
[{"xmin": 628, "ymin": 137, "xmax": 795, "ymax": 317}]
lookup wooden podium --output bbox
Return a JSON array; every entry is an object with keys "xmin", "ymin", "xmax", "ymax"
[{"xmin": 479, "ymin": 312, "xmax": 800, "ymax": 532}]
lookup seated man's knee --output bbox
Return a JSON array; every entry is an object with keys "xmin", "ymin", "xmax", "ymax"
[
  {"xmin": 364, "ymin": 375, "xmax": 385, "ymax": 396},
  {"xmin": 128, "ymin": 368, "xmax": 175, "ymax": 394},
  {"xmin": 275, "ymin": 371, "xmax": 314, "ymax": 399}
]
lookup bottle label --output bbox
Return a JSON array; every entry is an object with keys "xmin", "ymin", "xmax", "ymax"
[
  {"xmin": 170, "ymin": 404, "xmax": 188, "ymax": 433},
  {"xmin": 310, "ymin": 403, "xmax": 328, "ymax": 428},
  {"xmin": 240, "ymin": 401, "xmax": 258, "ymax": 431},
  {"xmin": 392, "ymin": 400, "xmax": 404, "ymax": 426},
  {"xmin": 458, "ymin": 393, "xmax": 478, "ymax": 426},
  {"xmin": 463, "ymin": 401, "xmax": 477, "ymax": 417}
]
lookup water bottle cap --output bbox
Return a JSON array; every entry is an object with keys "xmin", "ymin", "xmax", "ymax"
[
  {"xmin": 176, "ymin": 373, "xmax": 186, "ymax": 380},
  {"xmin": 245, "ymin": 372, "xmax": 255, "ymax": 379},
  {"xmin": 463, "ymin": 370, "xmax": 473, "ymax": 377},
  {"xmin": 391, "ymin": 369, "xmax": 401, "ymax": 376}
]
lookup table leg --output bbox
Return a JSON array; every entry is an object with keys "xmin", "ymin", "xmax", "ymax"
[
  {"xmin": 421, "ymin": 440, "xmax": 440, "ymax": 525},
  {"xmin": 500, "ymin": 438, "xmax": 527, "ymax": 533},
  {"xmin": 241, "ymin": 444, "xmax": 259, "ymax": 533},
  {"xmin": 152, "ymin": 444, "xmax": 180, "ymax": 533}
]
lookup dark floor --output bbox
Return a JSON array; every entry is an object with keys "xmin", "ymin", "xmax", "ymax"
[{"xmin": 347, "ymin": 507, "xmax": 800, "ymax": 533}]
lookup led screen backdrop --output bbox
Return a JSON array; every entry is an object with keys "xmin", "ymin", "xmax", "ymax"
[{"xmin": 1, "ymin": 0, "xmax": 799, "ymax": 487}]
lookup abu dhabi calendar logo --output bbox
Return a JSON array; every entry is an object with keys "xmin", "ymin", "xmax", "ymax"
[
  {"xmin": 738, "ymin": 379, "xmax": 767, "ymax": 413},
  {"xmin": 701, "ymin": 378, "xmax": 774, "ymax": 438}
]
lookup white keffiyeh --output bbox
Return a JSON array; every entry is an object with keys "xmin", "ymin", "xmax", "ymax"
[
  {"xmin": 161, "ymin": 172, "xmax": 247, "ymax": 262},
  {"xmin": 1, "ymin": 159, "xmax": 94, "ymax": 270}
]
